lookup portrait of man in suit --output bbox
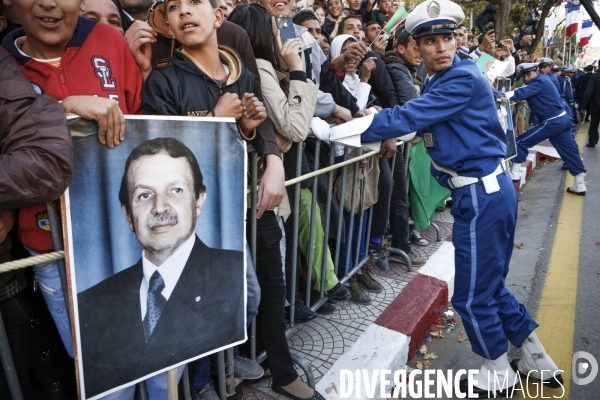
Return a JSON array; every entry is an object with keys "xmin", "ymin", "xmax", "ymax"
[{"xmin": 76, "ymin": 137, "xmax": 245, "ymax": 399}]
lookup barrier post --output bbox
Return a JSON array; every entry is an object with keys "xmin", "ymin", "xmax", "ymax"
[
  {"xmin": 0, "ymin": 310, "xmax": 23, "ymax": 400},
  {"xmin": 46, "ymin": 201, "xmax": 71, "ymax": 320},
  {"xmin": 304, "ymin": 140, "xmax": 321, "ymax": 307}
]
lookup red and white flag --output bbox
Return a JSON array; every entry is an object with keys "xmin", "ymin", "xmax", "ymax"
[
  {"xmin": 578, "ymin": 20, "xmax": 593, "ymax": 47},
  {"xmin": 566, "ymin": 4, "xmax": 581, "ymax": 38}
]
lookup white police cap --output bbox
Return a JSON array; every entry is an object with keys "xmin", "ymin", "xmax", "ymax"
[
  {"xmin": 535, "ymin": 57, "xmax": 553, "ymax": 66},
  {"xmin": 405, "ymin": 0, "xmax": 465, "ymax": 38},
  {"xmin": 516, "ymin": 63, "xmax": 539, "ymax": 74}
]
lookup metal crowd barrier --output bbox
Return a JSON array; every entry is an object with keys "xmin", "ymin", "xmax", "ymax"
[{"xmin": 0, "ymin": 134, "xmax": 439, "ymax": 400}]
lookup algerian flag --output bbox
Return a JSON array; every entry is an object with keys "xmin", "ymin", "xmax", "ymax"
[
  {"xmin": 384, "ymin": 6, "xmax": 409, "ymax": 34},
  {"xmin": 475, "ymin": 52, "xmax": 497, "ymax": 74}
]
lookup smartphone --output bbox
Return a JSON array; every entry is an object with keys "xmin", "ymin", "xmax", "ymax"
[{"xmin": 276, "ymin": 16, "xmax": 296, "ymax": 44}]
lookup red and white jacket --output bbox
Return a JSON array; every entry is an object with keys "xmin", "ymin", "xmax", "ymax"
[{"xmin": 2, "ymin": 17, "xmax": 142, "ymax": 253}]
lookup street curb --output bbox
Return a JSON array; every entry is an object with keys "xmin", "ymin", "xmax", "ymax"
[
  {"xmin": 514, "ymin": 144, "xmax": 560, "ymax": 191},
  {"xmin": 375, "ymin": 274, "xmax": 448, "ymax": 359},
  {"xmin": 315, "ymin": 242, "xmax": 456, "ymax": 399},
  {"xmin": 315, "ymin": 324, "xmax": 410, "ymax": 400}
]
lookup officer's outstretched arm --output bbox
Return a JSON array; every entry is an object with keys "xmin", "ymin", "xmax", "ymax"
[{"xmin": 361, "ymin": 70, "xmax": 474, "ymax": 142}]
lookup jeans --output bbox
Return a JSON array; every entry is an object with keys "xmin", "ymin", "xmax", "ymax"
[
  {"xmin": 388, "ymin": 152, "xmax": 412, "ymax": 253},
  {"xmin": 100, "ymin": 367, "xmax": 184, "ymax": 400},
  {"xmin": 337, "ymin": 210, "xmax": 368, "ymax": 279},
  {"xmin": 249, "ymin": 211, "xmax": 298, "ymax": 387},
  {"xmin": 246, "ymin": 242, "xmax": 261, "ymax": 326},
  {"xmin": 29, "ymin": 251, "xmax": 73, "ymax": 358}
]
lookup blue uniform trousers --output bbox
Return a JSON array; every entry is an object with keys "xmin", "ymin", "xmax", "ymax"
[
  {"xmin": 450, "ymin": 171, "xmax": 538, "ymax": 359},
  {"xmin": 515, "ymin": 114, "xmax": 585, "ymax": 176}
]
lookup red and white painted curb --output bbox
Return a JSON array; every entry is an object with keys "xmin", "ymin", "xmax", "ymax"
[
  {"xmin": 316, "ymin": 241, "xmax": 456, "ymax": 399},
  {"xmin": 513, "ymin": 139, "xmax": 560, "ymax": 191}
]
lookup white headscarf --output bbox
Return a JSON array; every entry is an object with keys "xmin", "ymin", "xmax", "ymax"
[
  {"xmin": 329, "ymin": 35, "xmax": 362, "ymax": 95},
  {"xmin": 330, "ymin": 34, "xmax": 357, "ymax": 59}
]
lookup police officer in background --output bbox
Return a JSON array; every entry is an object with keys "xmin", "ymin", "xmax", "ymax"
[
  {"xmin": 504, "ymin": 63, "xmax": 586, "ymax": 195},
  {"xmin": 348, "ymin": 0, "xmax": 563, "ymax": 396},
  {"xmin": 537, "ymin": 57, "xmax": 573, "ymax": 120}
]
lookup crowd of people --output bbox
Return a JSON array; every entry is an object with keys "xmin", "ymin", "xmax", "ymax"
[{"xmin": 0, "ymin": 0, "xmax": 598, "ymax": 398}]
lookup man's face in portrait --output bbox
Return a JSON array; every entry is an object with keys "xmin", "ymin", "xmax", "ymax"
[{"xmin": 122, "ymin": 152, "xmax": 206, "ymax": 265}]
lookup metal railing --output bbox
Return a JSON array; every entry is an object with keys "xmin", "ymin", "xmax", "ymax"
[{"xmin": 0, "ymin": 135, "xmax": 434, "ymax": 400}]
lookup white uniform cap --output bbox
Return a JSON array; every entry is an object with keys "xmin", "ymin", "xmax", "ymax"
[
  {"xmin": 535, "ymin": 57, "xmax": 554, "ymax": 66},
  {"xmin": 516, "ymin": 63, "xmax": 539, "ymax": 74},
  {"xmin": 405, "ymin": 0, "xmax": 465, "ymax": 38}
]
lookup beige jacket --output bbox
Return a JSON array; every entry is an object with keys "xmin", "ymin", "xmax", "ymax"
[{"xmin": 256, "ymin": 59, "xmax": 318, "ymax": 143}]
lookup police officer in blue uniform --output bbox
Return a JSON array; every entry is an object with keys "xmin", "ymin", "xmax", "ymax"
[
  {"xmin": 538, "ymin": 57, "xmax": 572, "ymax": 120},
  {"xmin": 505, "ymin": 63, "xmax": 587, "ymax": 195},
  {"xmin": 347, "ymin": 0, "xmax": 564, "ymax": 396}
]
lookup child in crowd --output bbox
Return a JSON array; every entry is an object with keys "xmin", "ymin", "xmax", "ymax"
[
  {"xmin": 142, "ymin": 0, "xmax": 322, "ymax": 399},
  {"xmin": 2, "ymin": 0, "xmax": 142, "ymax": 359}
]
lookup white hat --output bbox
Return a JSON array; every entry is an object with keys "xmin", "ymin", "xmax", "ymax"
[
  {"xmin": 535, "ymin": 57, "xmax": 553, "ymax": 66},
  {"xmin": 405, "ymin": 0, "xmax": 465, "ymax": 38},
  {"xmin": 516, "ymin": 63, "xmax": 539, "ymax": 74}
]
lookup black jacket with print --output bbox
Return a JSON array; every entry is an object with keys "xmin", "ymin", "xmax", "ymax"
[{"xmin": 142, "ymin": 45, "xmax": 257, "ymax": 125}]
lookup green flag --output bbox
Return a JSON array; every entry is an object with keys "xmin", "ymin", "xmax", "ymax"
[
  {"xmin": 383, "ymin": 6, "xmax": 409, "ymax": 34},
  {"xmin": 475, "ymin": 52, "xmax": 496, "ymax": 74}
]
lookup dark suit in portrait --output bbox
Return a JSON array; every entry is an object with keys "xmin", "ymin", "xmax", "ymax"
[{"xmin": 77, "ymin": 236, "xmax": 244, "ymax": 398}]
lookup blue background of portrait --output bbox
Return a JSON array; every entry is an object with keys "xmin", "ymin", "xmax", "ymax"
[{"xmin": 67, "ymin": 117, "xmax": 246, "ymax": 293}]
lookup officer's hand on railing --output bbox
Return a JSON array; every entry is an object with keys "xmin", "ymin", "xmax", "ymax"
[{"xmin": 257, "ymin": 154, "xmax": 285, "ymax": 218}]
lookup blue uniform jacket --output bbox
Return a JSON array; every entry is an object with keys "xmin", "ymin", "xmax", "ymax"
[
  {"xmin": 362, "ymin": 55, "xmax": 506, "ymax": 186},
  {"xmin": 558, "ymin": 75, "xmax": 574, "ymax": 106},
  {"xmin": 548, "ymin": 73, "xmax": 562, "ymax": 96},
  {"xmin": 510, "ymin": 74, "xmax": 566, "ymax": 121}
]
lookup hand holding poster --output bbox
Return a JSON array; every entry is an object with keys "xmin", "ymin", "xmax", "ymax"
[{"xmin": 64, "ymin": 116, "xmax": 247, "ymax": 399}]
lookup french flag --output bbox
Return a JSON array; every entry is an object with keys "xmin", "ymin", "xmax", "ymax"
[
  {"xmin": 578, "ymin": 20, "xmax": 593, "ymax": 47},
  {"xmin": 566, "ymin": 4, "xmax": 581, "ymax": 38}
]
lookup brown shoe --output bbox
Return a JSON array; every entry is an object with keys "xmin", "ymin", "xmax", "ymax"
[{"xmin": 355, "ymin": 268, "xmax": 383, "ymax": 293}]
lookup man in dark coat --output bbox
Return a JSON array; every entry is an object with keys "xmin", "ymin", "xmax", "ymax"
[
  {"xmin": 78, "ymin": 138, "xmax": 245, "ymax": 398},
  {"xmin": 581, "ymin": 63, "xmax": 600, "ymax": 147}
]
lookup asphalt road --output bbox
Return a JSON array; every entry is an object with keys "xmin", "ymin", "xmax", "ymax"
[{"xmin": 406, "ymin": 125, "xmax": 600, "ymax": 399}]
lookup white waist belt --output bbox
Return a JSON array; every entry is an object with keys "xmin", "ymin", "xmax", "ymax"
[
  {"xmin": 544, "ymin": 110, "xmax": 566, "ymax": 121},
  {"xmin": 448, "ymin": 163, "xmax": 505, "ymax": 190}
]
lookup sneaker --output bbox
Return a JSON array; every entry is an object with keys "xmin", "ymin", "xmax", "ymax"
[
  {"xmin": 326, "ymin": 282, "xmax": 351, "ymax": 302},
  {"xmin": 192, "ymin": 383, "xmax": 220, "ymax": 400},
  {"xmin": 317, "ymin": 301, "xmax": 336, "ymax": 313},
  {"xmin": 410, "ymin": 229, "xmax": 428, "ymax": 246},
  {"xmin": 233, "ymin": 355, "xmax": 264, "ymax": 380},
  {"xmin": 368, "ymin": 241, "xmax": 389, "ymax": 271},
  {"xmin": 389, "ymin": 251, "xmax": 426, "ymax": 267},
  {"xmin": 348, "ymin": 277, "xmax": 372, "ymax": 305},
  {"xmin": 355, "ymin": 268, "xmax": 383, "ymax": 293},
  {"xmin": 285, "ymin": 299, "xmax": 317, "ymax": 324}
]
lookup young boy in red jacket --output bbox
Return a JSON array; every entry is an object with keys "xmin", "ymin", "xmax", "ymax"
[{"xmin": 1, "ymin": 0, "xmax": 142, "ymax": 360}]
